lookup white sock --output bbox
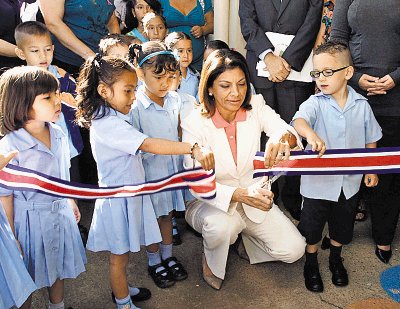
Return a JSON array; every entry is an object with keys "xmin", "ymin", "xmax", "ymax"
[
  {"xmin": 128, "ymin": 286, "xmax": 140, "ymax": 296},
  {"xmin": 160, "ymin": 243, "xmax": 176, "ymax": 267},
  {"xmin": 48, "ymin": 300, "xmax": 64, "ymax": 309}
]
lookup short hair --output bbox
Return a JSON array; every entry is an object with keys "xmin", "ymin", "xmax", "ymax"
[
  {"xmin": 14, "ymin": 21, "xmax": 51, "ymax": 47},
  {"xmin": 99, "ymin": 34, "xmax": 133, "ymax": 56},
  {"xmin": 165, "ymin": 32, "xmax": 191, "ymax": 50},
  {"xmin": 314, "ymin": 40, "xmax": 352, "ymax": 65},
  {"xmin": 0, "ymin": 66, "xmax": 59, "ymax": 135},
  {"xmin": 199, "ymin": 49, "xmax": 252, "ymax": 117},
  {"xmin": 205, "ymin": 40, "xmax": 230, "ymax": 51},
  {"xmin": 142, "ymin": 12, "xmax": 166, "ymax": 29}
]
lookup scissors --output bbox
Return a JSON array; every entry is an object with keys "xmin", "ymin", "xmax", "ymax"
[{"xmin": 261, "ymin": 174, "xmax": 281, "ymax": 191}]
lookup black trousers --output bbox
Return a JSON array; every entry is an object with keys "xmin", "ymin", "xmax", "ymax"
[
  {"xmin": 256, "ymin": 82, "xmax": 314, "ymax": 218},
  {"xmin": 367, "ymin": 116, "xmax": 400, "ymax": 245}
]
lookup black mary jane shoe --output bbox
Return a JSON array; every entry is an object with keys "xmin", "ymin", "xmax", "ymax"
[
  {"xmin": 172, "ymin": 226, "xmax": 183, "ymax": 246},
  {"xmin": 329, "ymin": 258, "xmax": 348, "ymax": 287},
  {"xmin": 148, "ymin": 263, "xmax": 175, "ymax": 288},
  {"xmin": 163, "ymin": 256, "xmax": 188, "ymax": 281},
  {"xmin": 304, "ymin": 265, "xmax": 324, "ymax": 293},
  {"xmin": 320, "ymin": 235, "xmax": 330, "ymax": 250},
  {"xmin": 375, "ymin": 246, "xmax": 392, "ymax": 264},
  {"xmin": 111, "ymin": 288, "xmax": 152, "ymax": 303}
]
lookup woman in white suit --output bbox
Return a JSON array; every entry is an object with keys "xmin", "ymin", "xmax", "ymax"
[{"xmin": 181, "ymin": 49, "xmax": 306, "ymax": 290}]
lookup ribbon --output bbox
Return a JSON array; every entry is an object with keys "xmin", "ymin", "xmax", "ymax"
[
  {"xmin": 253, "ymin": 147, "xmax": 400, "ymax": 178},
  {"xmin": 0, "ymin": 164, "xmax": 216, "ymax": 200}
]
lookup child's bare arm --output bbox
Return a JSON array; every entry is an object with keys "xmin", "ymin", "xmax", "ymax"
[
  {"xmin": 364, "ymin": 142, "xmax": 378, "ymax": 187},
  {"xmin": 293, "ymin": 118, "xmax": 326, "ymax": 157},
  {"xmin": 140, "ymin": 138, "xmax": 215, "ymax": 171}
]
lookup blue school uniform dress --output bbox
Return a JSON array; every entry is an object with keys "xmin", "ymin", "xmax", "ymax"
[
  {"xmin": 0, "ymin": 123, "xmax": 87, "ymax": 289},
  {"xmin": 86, "ymin": 107, "xmax": 161, "ymax": 254},
  {"xmin": 177, "ymin": 92, "xmax": 197, "ymax": 121},
  {"xmin": 131, "ymin": 87, "xmax": 186, "ymax": 217},
  {"xmin": 178, "ymin": 68, "xmax": 199, "ymax": 99},
  {"xmin": 0, "ymin": 205, "xmax": 36, "ymax": 309}
]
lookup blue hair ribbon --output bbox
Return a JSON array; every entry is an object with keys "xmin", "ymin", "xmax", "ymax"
[{"xmin": 138, "ymin": 50, "xmax": 179, "ymax": 67}]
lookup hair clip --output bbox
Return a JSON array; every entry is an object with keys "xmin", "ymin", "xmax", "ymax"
[{"xmin": 93, "ymin": 53, "xmax": 102, "ymax": 68}]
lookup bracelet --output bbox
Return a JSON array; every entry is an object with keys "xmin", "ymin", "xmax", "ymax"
[{"xmin": 190, "ymin": 142, "xmax": 199, "ymax": 159}]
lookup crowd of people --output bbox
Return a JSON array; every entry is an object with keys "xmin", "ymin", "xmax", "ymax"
[{"xmin": 0, "ymin": 0, "xmax": 399, "ymax": 308}]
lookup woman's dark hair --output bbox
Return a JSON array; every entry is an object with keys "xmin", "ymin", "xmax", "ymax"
[
  {"xmin": 165, "ymin": 31, "xmax": 191, "ymax": 50},
  {"xmin": 205, "ymin": 40, "xmax": 230, "ymax": 51},
  {"xmin": 76, "ymin": 55, "xmax": 136, "ymax": 128},
  {"xmin": 123, "ymin": 0, "xmax": 162, "ymax": 34},
  {"xmin": 0, "ymin": 66, "xmax": 59, "ymax": 135},
  {"xmin": 199, "ymin": 49, "xmax": 252, "ymax": 117},
  {"xmin": 128, "ymin": 41, "xmax": 179, "ymax": 74}
]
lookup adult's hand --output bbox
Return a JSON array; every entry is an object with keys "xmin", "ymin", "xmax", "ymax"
[
  {"xmin": 264, "ymin": 53, "xmax": 290, "ymax": 83},
  {"xmin": 264, "ymin": 141, "xmax": 290, "ymax": 168},
  {"xmin": 358, "ymin": 74, "xmax": 380, "ymax": 91},
  {"xmin": 232, "ymin": 186, "xmax": 274, "ymax": 212},
  {"xmin": 190, "ymin": 26, "xmax": 204, "ymax": 39},
  {"xmin": 367, "ymin": 74, "xmax": 395, "ymax": 96}
]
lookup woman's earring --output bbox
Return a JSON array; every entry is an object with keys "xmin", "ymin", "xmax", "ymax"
[{"xmin": 209, "ymin": 92, "xmax": 213, "ymax": 97}]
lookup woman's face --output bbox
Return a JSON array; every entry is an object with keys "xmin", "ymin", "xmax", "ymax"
[
  {"xmin": 133, "ymin": 0, "xmax": 154, "ymax": 22},
  {"xmin": 208, "ymin": 67, "xmax": 247, "ymax": 115}
]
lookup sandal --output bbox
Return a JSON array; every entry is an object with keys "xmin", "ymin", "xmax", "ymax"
[
  {"xmin": 162, "ymin": 257, "xmax": 188, "ymax": 281},
  {"xmin": 355, "ymin": 198, "xmax": 368, "ymax": 222},
  {"xmin": 148, "ymin": 263, "xmax": 175, "ymax": 288}
]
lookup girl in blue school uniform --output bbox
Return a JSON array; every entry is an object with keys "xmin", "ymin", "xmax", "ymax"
[
  {"xmin": 165, "ymin": 32, "xmax": 200, "ymax": 99},
  {"xmin": 0, "ymin": 151, "xmax": 37, "ymax": 309},
  {"xmin": 129, "ymin": 41, "xmax": 192, "ymax": 290},
  {"xmin": 76, "ymin": 55, "xmax": 213, "ymax": 309},
  {"xmin": 0, "ymin": 66, "xmax": 86, "ymax": 309}
]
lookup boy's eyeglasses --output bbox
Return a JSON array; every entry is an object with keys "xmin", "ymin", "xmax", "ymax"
[{"xmin": 310, "ymin": 66, "xmax": 349, "ymax": 78}]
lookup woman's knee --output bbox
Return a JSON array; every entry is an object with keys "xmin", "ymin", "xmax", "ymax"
[
  {"xmin": 202, "ymin": 215, "xmax": 240, "ymax": 248},
  {"xmin": 270, "ymin": 236, "xmax": 306, "ymax": 264}
]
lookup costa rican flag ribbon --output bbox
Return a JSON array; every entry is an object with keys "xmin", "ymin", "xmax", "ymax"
[
  {"xmin": 0, "ymin": 164, "xmax": 216, "ymax": 200},
  {"xmin": 253, "ymin": 147, "xmax": 400, "ymax": 178}
]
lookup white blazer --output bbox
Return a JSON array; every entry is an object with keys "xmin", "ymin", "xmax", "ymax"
[{"xmin": 182, "ymin": 94, "xmax": 301, "ymax": 223}]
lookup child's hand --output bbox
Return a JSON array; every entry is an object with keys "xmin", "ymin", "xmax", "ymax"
[
  {"xmin": 0, "ymin": 151, "xmax": 17, "ymax": 170},
  {"xmin": 306, "ymin": 132, "xmax": 326, "ymax": 157},
  {"xmin": 60, "ymin": 92, "xmax": 78, "ymax": 107},
  {"xmin": 69, "ymin": 199, "xmax": 81, "ymax": 223},
  {"xmin": 192, "ymin": 146, "xmax": 215, "ymax": 171},
  {"xmin": 364, "ymin": 174, "xmax": 379, "ymax": 187}
]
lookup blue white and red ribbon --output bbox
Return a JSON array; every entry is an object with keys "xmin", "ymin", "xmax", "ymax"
[
  {"xmin": 0, "ymin": 164, "xmax": 216, "ymax": 200},
  {"xmin": 253, "ymin": 147, "xmax": 400, "ymax": 178}
]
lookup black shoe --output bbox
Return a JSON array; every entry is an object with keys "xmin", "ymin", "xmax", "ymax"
[
  {"xmin": 304, "ymin": 265, "xmax": 323, "ymax": 292},
  {"xmin": 321, "ymin": 235, "xmax": 330, "ymax": 250},
  {"xmin": 148, "ymin": 263, "xmax": 175, "ymax": 288},
  {"xmin": 111, "ymin": 288, "xmax": 151, "ymax": 303},
  {"xmin": 163, "ymin": 257, "xmax": 188, "ymax": 281},
  {"xmin": 375, "ymin": 246, "xmax": 392, "ymax": 264},
  {"xmin": 329, "ymin": 258, "xmax": 348, "ymax": 287}
]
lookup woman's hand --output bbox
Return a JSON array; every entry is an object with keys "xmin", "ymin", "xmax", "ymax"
[
  {"xmin": 264, "ymin": 140, "xmax": 290, "ymax": 168},
  {"xmin": 190, "ymin": 25, "xmax": 204, "ymax": 38},
  {"xmin": 192, "ymin": 146, "xmax": 215, "ymax": 171},
  {"xmin": 364, "ymin": 174, "xmax": 378, "ymax": 187},
  {"xmin": 0, "ymin": 151, "xmax": 17, "ymax": 170},
  {"xmin": 232, "ymin": 185, "xmax": 274, "ymax": 212}
]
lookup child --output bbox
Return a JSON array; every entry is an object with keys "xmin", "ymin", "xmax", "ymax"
[
  {"xmin": 292, "ymin": 41, "xmax": 382, "ymax": 293},
  {"xmin": 123, "ymin": 0, "xmax": 161, "ymax": 42},
  {"xmin": 99, "ymin": 33, "xmax": 134, "ymax": 58},
  {"xmin": 130, "ymin": 41, "xmax": 194, "ymax": 284},
  {"xmin": 0, "ymin": 66, "xmax": 86, "ymax": 309},
  {"xmin": 165, "ymin": 32, "xmax": 199, "ymax": 99},
  {"xmin": 143, "ymin": 12, "xmax": 167, "ymax": 42},
  {"xmin": 76, "ymin": 55, "xmax": 213, "ymax": 308},
  {"xmin": 203, "ymin": 39, "xmax": 230, "ymax": 63},
  {"xmin": 14, "ymin": 21, "xmax": 84, "ymax": 181}
]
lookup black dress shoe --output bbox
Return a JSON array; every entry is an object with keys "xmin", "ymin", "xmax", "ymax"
[
  {"xmin": 163, "ymin": 257, "xmax": 188, "ymax": 281},
  {"xmin": 111, "ymin": 288, "xmax": 152, "ymax": 303},
  {"xmin": 329, "ymin": 259, "xmax": 348, "ymax": 286},
  {"xmin": 375, "ymin": 246, "xmax": 392, "ymax": 264},
  {"xmin": 304, "ymin": 265, "xmax": 323, "ymax": 292},
  {"xmin": 320, "ymin": 235, "xmax": 330, "ymax": 250},
  {"xmin": 172, "ymin": 228, "xmax": 182, "ymax": 246},
  {"xmin": 148, "ymin": 263, "xmax": 175, "ymax": 288}
]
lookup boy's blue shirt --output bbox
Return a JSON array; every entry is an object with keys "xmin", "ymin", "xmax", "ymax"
[{"xmin": 292, "ymin": 86, "xmax": 383, "ymax": 201}]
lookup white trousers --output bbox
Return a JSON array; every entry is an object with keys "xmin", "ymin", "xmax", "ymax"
[{"xmin": 186, "ymin": 200, "xmax": 306, "ymax": 279}]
